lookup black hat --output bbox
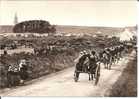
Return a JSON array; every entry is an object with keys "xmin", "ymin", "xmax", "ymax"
[{"xmin": 91, "ymin": 50, "xmax": 96, "ymax": 55}]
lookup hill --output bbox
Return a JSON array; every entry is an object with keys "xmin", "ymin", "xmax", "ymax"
[
  {"xmin": 0, "ymin": 25, "xmax": 136, "ymax": 36},
  {"xmin": 56, "ymin": 25, "xmax": 125, "ymax": 36}
]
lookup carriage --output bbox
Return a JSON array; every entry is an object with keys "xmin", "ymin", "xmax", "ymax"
[{"xmin": 74, "ymin": 57, "xmax": 101, "ymax": 85}]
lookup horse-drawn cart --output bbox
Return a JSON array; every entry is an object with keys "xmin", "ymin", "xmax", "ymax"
[{"xmin": 74, "ymin": 61, "xmax": 100, "ymax": 85}]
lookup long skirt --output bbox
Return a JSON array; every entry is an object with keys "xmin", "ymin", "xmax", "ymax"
[
  {"xmin": 7, "ymin": 71, "xmax": 20, "ymax": 87},
  {"xmin": 19, "ymin": 70, "xmax": 28, "ymax": 80}
]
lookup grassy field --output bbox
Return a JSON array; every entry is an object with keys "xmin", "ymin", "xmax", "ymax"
[{"xmin": 105, "ymin": 54, "xmax": 137, "ymax": 97}]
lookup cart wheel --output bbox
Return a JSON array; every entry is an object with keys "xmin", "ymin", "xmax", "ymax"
[
  {"xmin": 94, "ymin": 65, "xmax": 100, "ymax": 85},
  {"xmin": 74, "ymin": 71, "xmax": 79, "ymax": 82}
]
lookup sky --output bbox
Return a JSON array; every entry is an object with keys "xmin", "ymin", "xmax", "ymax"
[{"xmin": 0, "ymin": 0, "xmax": 137, "ymax": 27}]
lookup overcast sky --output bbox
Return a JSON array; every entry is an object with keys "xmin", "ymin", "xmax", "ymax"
[{"xmin": 0, "ymin": 0, "xmax": 137, "ymax": 27}]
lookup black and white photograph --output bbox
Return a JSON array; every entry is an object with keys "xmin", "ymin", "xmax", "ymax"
[{"xmin": 0, "ymin": 0, "xmax": 137, "ymax": 97}]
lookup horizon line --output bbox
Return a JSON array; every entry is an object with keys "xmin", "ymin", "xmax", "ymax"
[{"xmin": 0, "ymin": 24, "xmax": 136, "ymax": 28}]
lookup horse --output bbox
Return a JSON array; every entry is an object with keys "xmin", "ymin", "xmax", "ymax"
[
  {"xmin": 101, "ymin": 50, "xmax": 112, "ymax": 70},
  {"xmin": 109, "ymin": 48, "xmax": 117, "ymax": 65},
  {"xmin": 80, "ymin": 52, "xmax": 99, "ymax": 81},
  {"xmin": 75, "ymin": 53, "xmax": 95, "ymax": 81}
]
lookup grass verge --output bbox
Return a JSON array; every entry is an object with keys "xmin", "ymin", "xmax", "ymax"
[{"xmin": 105, "ymin": 55, "xmax": 137, "ymax": 97}]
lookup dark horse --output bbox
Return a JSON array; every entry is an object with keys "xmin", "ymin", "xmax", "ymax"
[
  {"xmin": 101, "ymin": 50, "xmax": 112, "ymax": 70},
  {"xmin": 88, "ymin": 54, "xmax": 99, "ymax": 81},
  {"xmin": 74, "ymin": 53, "xmax": 98, "ymax": 81}
]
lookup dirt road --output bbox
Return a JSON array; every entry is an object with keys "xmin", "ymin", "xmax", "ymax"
[{"xmin": 0, "ymin": 50, "xmax": 136, "ymax": 96}]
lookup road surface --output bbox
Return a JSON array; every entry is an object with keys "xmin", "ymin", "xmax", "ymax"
[{"xmin": 0, "ymin": 50, "xmax": 136, "ymax": 96}]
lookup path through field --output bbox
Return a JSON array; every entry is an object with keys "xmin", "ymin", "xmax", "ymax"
[{"xmin": 0, "ymin": 50, "xmax": 136, "ymax": 96}]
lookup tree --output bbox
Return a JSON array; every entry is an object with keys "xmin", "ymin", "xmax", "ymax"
[
  {"xmin": 50, "ymin": 25, "xmax": 56, "ymax": 33},
  {"xmin": 13, "ymin": 20, "xmax": 56, "ymax": 34}
]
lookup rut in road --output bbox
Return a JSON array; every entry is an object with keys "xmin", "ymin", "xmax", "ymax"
[{"xmin": 0, "ymin": 50, "xmax": 136, "ymax": 96}]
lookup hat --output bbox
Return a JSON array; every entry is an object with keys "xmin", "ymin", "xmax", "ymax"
[
  {"xmin": 91, "ymin": 50, "xmax": 96, "ymax": 55},
  {"xmin": 80, "ymin": 51, "xmax": 84, "ymax": 54},
  {"xmin": 20, "ymin": 59, "xmax": 26, "ymax": 63},
  {"xmin": 83, "ymin": 50, "xmax": 88, "ymax": 54}
]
